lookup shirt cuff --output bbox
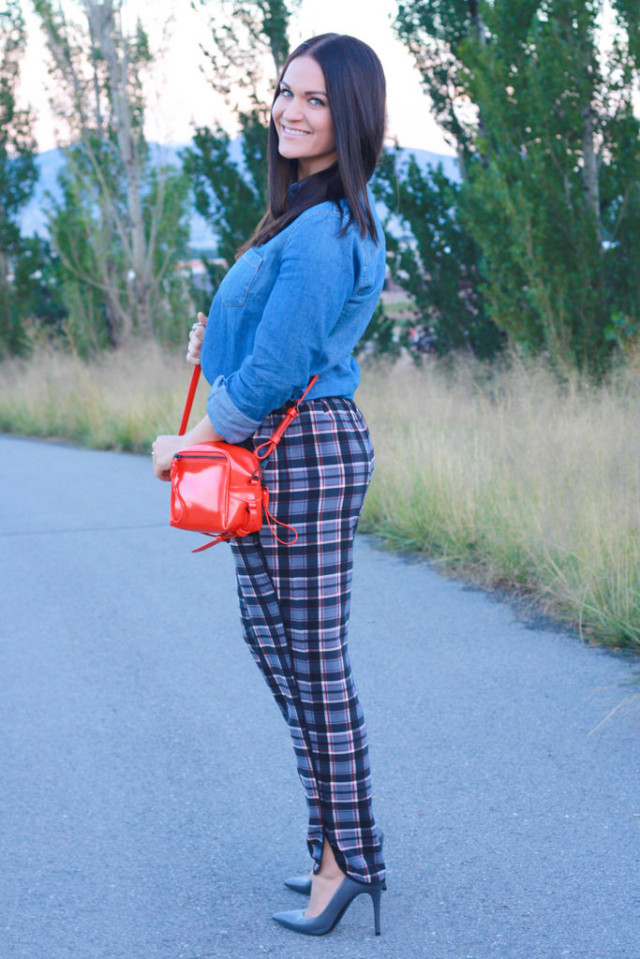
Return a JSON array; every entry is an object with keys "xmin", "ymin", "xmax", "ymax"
[{"xmin": 206, "ymin": 376, "xmax": 262, "ymax": 443}]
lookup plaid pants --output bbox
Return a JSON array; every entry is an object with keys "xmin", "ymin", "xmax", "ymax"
[{"xmin": 230, "ymin": 397, "xmax": 385, "ymax": 885}]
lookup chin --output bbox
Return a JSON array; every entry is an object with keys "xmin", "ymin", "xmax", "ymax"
[{"xmin": 279, "ymin": 145, "xmax": 306, "ymax": 163}]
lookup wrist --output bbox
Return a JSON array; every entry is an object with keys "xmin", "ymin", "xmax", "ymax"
[{"xmin": 182, "ymin": 415, "xmax": 222, "ymax": 447}]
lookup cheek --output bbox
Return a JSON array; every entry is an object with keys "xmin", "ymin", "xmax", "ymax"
[{"xmin": 324, "ymin": 116, "xmax": 337, "ymax": 147}]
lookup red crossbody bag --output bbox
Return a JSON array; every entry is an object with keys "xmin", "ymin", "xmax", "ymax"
[{"xmin": 169, "ymin": 365, "xmax": 317, "ymax": 553}]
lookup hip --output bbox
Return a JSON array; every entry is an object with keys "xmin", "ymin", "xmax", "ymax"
[{"xmin": 253, "ymin": 397, "xmax": 374, "ymax": 487}]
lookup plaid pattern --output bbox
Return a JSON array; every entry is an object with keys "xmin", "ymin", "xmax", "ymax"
[{"xmin": 230, "ymin": 398, "xmax": 385, "ymax": 885}]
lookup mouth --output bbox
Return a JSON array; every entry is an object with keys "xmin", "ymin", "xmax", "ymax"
[{"xmin": 281, "ymin": 126, "xmax": 310, "ymax": 138}]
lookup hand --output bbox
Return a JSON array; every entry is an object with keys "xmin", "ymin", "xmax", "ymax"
[
  {"xmin": 152, "ymin": 415, "xmax": 222, "ymax": 481},
  {"xmin": 187, "ymin": 311, "xmax": 207, "ymax": 365},
  {"xmin": 151, "ymin": 434, "xmax": 181, "ymax": 482}
]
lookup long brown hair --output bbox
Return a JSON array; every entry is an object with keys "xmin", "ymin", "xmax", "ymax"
[{"xmin": 239, "ymin": 34, "xmax": 386, "ymax": 255}]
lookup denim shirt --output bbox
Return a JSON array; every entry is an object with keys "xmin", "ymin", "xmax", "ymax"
[{"xmin": 200, "ymin": 191, "xmax": 386, "ymax": 442}]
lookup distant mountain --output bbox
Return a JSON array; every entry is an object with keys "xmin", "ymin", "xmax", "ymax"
[
  {"xmin": 19, "ymin": 142, "xmax": 459, "ymax": 251},
  {"xmin": 392, "ymin": 147, "xmax": 459, "ymax": 183}
]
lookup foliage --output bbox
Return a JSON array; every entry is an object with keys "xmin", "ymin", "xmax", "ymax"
[
  {"xmin": 195, "ymin": 0, "xmax": 298, "ymax": 99},
  {"xmin": 395, "ymin": 0, "xmax": 486, "ymax": 172},
  {"xmin": 392, "ymin": 0, "xmax": 640, "ymax": 373},
  {"xmin": 354, "ymin": 299, "xmax": 402, "ymax": 360},
  {"xmin": 184, "ymin": 114, "xmax": 269, "ymax": 269},
  {"xmin": 0, "ymin": 0, "xmax": 39, "ymax": 354},
  {"xmin": 373, "ymin": 149, "xmax": 503, "ymax": 359},
  {"xmin": 32, "ymin": 0, "xmax": 193, "ymax": 353},
  {"xmin": 11, "ymin": 236, "xmax": 67, "ymax": 337}
]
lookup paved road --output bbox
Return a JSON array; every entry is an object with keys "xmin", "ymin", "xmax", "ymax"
[{"xmin": 1, "ymin": 435, "xmax": 639, "ymax": 959}]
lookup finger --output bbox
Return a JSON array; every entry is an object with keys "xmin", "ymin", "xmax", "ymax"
[
  {"xmin": 188, "ymin": 318, "xmax": 205, "ymax": 355},
  {"xmin": 187, "ymin": 328, "xmax": 203, "ymax": 364},
  {"xmin": 190, "ymin": 313, "xmax": 207, "ymax": 335}
]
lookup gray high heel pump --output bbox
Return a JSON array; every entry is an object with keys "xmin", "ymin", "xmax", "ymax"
[
  {"xmin": 283, "ymin": 872, "xmax": 314, "ymax": 895},
  {"xmin": 284, "ymin": 831, "xmax": 384, "ymax": 896},
  {"xmin": 272, "ymin": 875, "xmax": 384, "ymax": 936}
]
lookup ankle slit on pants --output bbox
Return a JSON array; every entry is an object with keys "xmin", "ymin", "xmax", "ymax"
[{"xmin": 230, "ymin": 397, "xmax": 385, "ymax": 885}]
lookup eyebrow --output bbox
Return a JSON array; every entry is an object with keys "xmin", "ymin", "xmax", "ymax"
[{"xmin": 280, "ymin": 80, "xmax": 327, "ymax": 96}]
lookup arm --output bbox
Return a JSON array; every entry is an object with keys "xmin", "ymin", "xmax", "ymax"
[{"xmin": 207, "ymin": 211, "xmax": 356, "ymax": 438}]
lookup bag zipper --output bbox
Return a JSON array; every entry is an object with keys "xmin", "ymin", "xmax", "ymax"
[{"xmin": 173, "ymin": 452, "xmax": 227, "ymax": 461}]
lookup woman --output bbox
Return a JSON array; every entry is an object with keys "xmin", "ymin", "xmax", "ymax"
[{"xmin": 152, "ymin": 33, "xmax": 387, "ymax": 937}]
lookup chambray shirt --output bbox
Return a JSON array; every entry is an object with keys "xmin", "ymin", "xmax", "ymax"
[{"xmin": 201, "ymin": 191, "xmax": 386, "ymax": 443}]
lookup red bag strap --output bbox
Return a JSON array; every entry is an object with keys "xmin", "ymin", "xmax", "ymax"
[
  {"xmin": 190, "ymin": 504, "xmax": 299, "ymax": 554},
  {"xmin": 178, "ymin": 365, "xmax": 202, "ymax": 436},
  {"xmin": 177, "ymin": 365, "xmax": 318, "ymax": 452},
  {"xmin": 254, "ymin": 376, "xmax": 318, "ymax": 460}
]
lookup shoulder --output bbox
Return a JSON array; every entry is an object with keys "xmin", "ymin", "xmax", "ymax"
[
  {"xmin": 282, "ymin": 201, "xmax": 345, "ymax": 245},
  {"xmin": 282, "ymin": 195, "xmax": 384, "ymax": 259},
  {"xmin": 264, "ymin": 203, "xmax": 350, "ymax": 276}
]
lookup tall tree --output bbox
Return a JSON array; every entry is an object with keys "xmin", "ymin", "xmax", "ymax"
[
  {"xmin": 392, "ymin": 0, "xmax": 640, "ymax": 372},
  {"xmin": 33, "ymin": 0, "xmax": 191, "ymax": 351},
  {"xmin": 373, "ymin": 151, "xmax": 503, "ymax": 358},
  {"xmin": 373, "ymin": 2, "xmax": 502, "ymax": 359},
  {"xmin": 0, "ymin": 0, "xmax": 38, "ymax": 353}
]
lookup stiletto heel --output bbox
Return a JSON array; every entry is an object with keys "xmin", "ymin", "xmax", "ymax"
[
  {"xmin": 272, "ymin": 875, "xmax": 385, "ymax": 936},
  {"xmin": 371, "ymin": 882, "xmax": 382, "ymax": 936},
  {"xmin": 284, "ymin": 830, "xmax": 384, "ymax": 896}
]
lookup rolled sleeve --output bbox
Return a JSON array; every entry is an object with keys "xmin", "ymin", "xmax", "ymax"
[{"xmin": 206, "ymin": 376, "xmax": 262, "ymax": 443}]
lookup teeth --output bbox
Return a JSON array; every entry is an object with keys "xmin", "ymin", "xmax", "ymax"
[{"xmin": 283, "ymin": 127, "xmax": 308, "ymax": 136}]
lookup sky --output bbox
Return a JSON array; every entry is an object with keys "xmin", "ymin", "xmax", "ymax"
[
  {"xmin": 19, "ymin": 0, "xmax": 454, "ymax": 156},
  {"xmin": 19, "ymin": 0, "xmax": 625, "ymax": 156}
]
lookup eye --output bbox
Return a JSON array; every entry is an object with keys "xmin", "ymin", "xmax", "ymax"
[
  {"xmin": 279, "ymin": 87, "xmax": 293, "ymax": 99},
  {"xmin": 309, "ymin": 96, "xmax": 326, "ymax": 107}
]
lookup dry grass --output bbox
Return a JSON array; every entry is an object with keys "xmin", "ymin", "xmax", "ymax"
[
  {"xmin": 0, "ymin": 342, "xmax": 205, "ymax": 452},
  {"xmin": 1, "ymin": 344, "xmax": 639, "ymax": 649},
  {"xmin": 358, "ymin": 354, "xmax": 640, "ymax": 649}
]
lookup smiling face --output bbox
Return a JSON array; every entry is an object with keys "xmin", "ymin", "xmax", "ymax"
[{"xmin": 272, "ymin": 56, "xmax": 337, "ymax": 180}]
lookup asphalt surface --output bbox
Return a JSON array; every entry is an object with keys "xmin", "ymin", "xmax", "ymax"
[{"xmin": 1, "ymin": 434, "xmax": 639, "ymax": 959}]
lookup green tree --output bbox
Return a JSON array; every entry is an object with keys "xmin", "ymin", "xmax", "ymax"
[
  {"xmin": 0, "ymin": 0, "xmax": 39, "ymax": 353},
  {"xmin": 11, "ymin": 236, "xmax": 67, "ymax": 341},
  {"xmin": 373, "ymin": 150, "xmax": 503, "ymax": 358},
  {"xmin": 392, "ymin": 0, "xmax": 640, "ymax": 372},
  {"xmin": 33, "ymin": 0, "xmax": 192, "ymax": 352}
]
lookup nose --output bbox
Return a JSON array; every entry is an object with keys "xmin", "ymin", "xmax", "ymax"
[{"xmin": 282, "ymin": 96, "xmax": 303, "ymax": 122}]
